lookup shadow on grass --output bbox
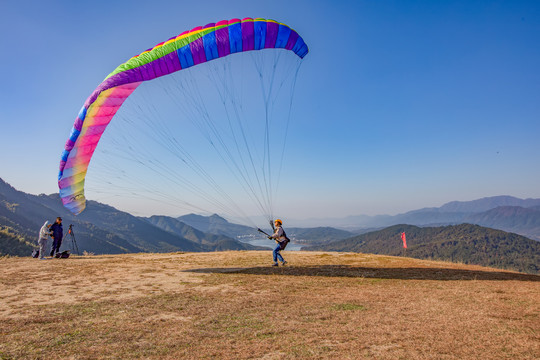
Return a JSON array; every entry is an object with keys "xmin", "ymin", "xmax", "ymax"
[{"xmin": 185, "ymin": 265, "xmax": 540, "ymax": 281}]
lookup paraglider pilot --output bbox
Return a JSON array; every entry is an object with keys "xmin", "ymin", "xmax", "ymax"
[
  {"xmin": 268, "ymin": 219, "xmax": 289, "ymax": 266},
  {"xmin": 49, "ymin": 217, "xmax": 63, "ymax": 257}
]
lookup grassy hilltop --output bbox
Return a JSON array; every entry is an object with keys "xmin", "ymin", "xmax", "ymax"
[{"xmin": 1, "ymin": 251, "xmax": 538, "ymax": 359}]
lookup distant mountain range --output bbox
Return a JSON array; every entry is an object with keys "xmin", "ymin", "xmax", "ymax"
[
  {"xmin": 145, "ymin": 215, "xmax": 257, "ymax": 250},
  {"xmin": 304, "ymin": 224, "xmax": 540, "ymax": 274},
  {"xmin": 292, "ymin": 196, "xmax": 540, "ymax": 241},
  {"xmin": 176, "ymin": 214, "xmax": 354, "ymax": 245},
  {"xmin": 177, "ymin": 213, "xmax": 256, "ymax": 237},
  {"xmin": 0, "ymin": 178, "xmax": 261, "ymax": 256},
  {"xmin": 2, "ymin": 177, "xmax": 539, "ymax": 274}
]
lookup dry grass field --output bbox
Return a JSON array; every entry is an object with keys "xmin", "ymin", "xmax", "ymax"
[{"xmin": 1, "ymin": 251, "xmax": 538, "ymax": 359}]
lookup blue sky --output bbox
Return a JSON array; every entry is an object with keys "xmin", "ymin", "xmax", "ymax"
[{"xmin": 1, "ymin": 0, "xmax": 539, "ymax": 221}]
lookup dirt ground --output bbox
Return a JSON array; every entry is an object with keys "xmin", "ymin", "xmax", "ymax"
[{"xmin": 1, "ymin": 251, "xmax": 538, "ymax": 359}]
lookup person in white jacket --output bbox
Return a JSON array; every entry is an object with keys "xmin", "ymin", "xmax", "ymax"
[{"xmin": 37, "ymin": 221, "xmax": 51, "ymax": 259}]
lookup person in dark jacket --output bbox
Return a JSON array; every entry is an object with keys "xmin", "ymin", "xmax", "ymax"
[{"xmin": 49, "ymin": 217, "xmax": 63, "ymax": 257}]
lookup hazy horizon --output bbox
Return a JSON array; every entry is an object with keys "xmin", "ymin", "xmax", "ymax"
[{"xmin": 2, "ymin": 176, "xmax": 537, "ymax": 228}]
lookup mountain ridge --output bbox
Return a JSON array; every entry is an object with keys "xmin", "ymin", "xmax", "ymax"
[
  {"xmin": 289, "ymin": 196, "xmax": 540, "ymax": 240},
  {"xmin": 2, "ymin": 177, "xmax": 539, "ymax": 274},
  {"xmin": 304, "ymin": 223, "xmax": 540, "ymax": 274},
  {"xmin": 0, "ymin": 178, "xmax": 259, "ymax": 255}
]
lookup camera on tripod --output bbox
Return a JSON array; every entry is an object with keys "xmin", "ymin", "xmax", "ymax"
[{"xmin": 64, "ymin": 224, "xmax": 80, "ymax": 255}]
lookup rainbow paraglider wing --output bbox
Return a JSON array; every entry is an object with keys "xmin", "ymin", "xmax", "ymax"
[{"xmin": 58, "ymin": 18, "xmax": 308, "ymax": 214}]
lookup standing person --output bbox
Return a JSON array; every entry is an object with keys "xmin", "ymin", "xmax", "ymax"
[
  {"xmin": 268, "ymin": 219, "xmax": 290, "ymax": 266},
  {"xmin": 37, "ymin": 221, "xmax": 51, "ymax": 260},
  {"xmin": 49, "ymin": 217, "xmax": 63, "ymax": 257}
]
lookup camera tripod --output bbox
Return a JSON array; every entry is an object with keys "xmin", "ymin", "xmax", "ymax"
[{"xmin": 63, "ymin": 224, "xmax": 80, "ymax": 255}]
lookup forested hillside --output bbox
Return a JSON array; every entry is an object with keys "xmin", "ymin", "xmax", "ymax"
[
  {"xmin": 305, "ymin": 224, "xmax": 540, "ymax": 274},
  {"xmin": 0, "ymin": 225, "xmax": 34, "ymax": 256},
  {"xmin": 0, "ymin": 178, "xmax": 259, "ymax": 255}
]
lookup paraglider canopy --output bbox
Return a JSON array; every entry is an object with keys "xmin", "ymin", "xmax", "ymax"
[{"xmin": 58, "ymin": 18, "xmax": 308, "ymax": 218}]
